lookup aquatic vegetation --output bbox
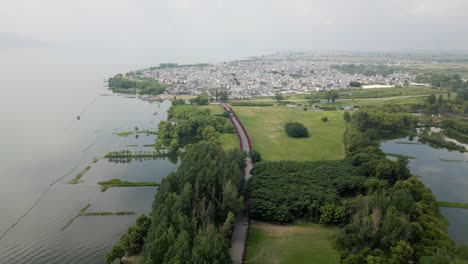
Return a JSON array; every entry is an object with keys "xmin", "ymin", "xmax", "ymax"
[
  {"xmin": 113, "ymin": 131, "xmax": 134, "ymax": 137},
  {"xmin": 440, "ymin": 159, "xmax": 464, "ymax": 163},
  {"xmin": 61, "ymin": 204, "xmax": 91, "ymax": 231},
  {"xmin": 97, "ymin": 179, "xmax": 159, "ymax": 192},
  {"xmin": 385, "ymin": 153, "xmax": 416, "ymax": 159},
  {"xmin": 81, "ymin": 211, "xmax": 135, "ymax": 216},
  {"xmin": 395, "ymin": 141, "xmax": 423, "ymax": 145},
  {"xmin": 439, "ymin": 201, "xmax": 468, "ymax": 209},
  {"xmin": 82, "ymin": 212, "xmax": 113, "ymax": 216},
  {"xmin": 68, "ymin": 166, "xmax": 92, "ymax": 184}
]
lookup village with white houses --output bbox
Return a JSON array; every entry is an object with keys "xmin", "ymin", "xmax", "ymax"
[{"xmin": 138, "ymin": 52, "xmax": 432, "ymax": 99}]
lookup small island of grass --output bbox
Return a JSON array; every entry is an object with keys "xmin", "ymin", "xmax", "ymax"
[
  {"xmin": 438, "ymin": 201, "xmax": 468, "ymax": 209},
  {"xmin": 97, "ymin": 179, "xmax": 159, "ymax": 192},
  {"xmin": 113, "ymin": 131, "xmax": 134, "ymax": 137}
]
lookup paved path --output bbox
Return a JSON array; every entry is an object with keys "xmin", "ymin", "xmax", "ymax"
[{"xmin": 221, "ymin": 103, "xmax": 253, "ymax": 264}]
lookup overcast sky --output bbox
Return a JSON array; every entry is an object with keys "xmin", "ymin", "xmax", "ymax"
[{"xmin": 2, "ymin": 0, "xmax": 468, "ymax": 55}]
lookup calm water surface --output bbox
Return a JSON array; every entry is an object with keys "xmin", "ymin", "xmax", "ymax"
[
  {"xmin": 381, "ymin": 136, "xmax": 468, "ymax": 244},
  {"xmin": 0, "ymin": 48, "xmax": 179, "ymax": 263}
]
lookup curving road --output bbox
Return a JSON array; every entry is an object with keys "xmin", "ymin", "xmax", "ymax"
[{"xmin": 220, "ymin": 103, "xmax": 253, "ymax": 264}]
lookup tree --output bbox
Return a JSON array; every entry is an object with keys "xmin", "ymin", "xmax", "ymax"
[
  {"xmin": 438, "ymin": 95, "xmax": 443, "ymax": 106},
  {"xmin": 321, "ymin": 116, "xmax": 329, "ymax": 122},
  {"xmin": 222, "ymin": 110, "xmax": 231, "ymax": 118},
  {"xmin": 427, "ymin": 94, "xmax": 436, "ymax": 105},
  {"xmin": 249, "ymin": 149, "xmax": 262, "ymax": 163},
  {"xmin": 285, "ymin": 122, "xmax": 309, "ymax": 138},
  {"xmin": 319, "ymin": 204, "xmax": 344, "ymax": 224},
  {"xmin": 344, "ymin": 111, "xmax": 351, "ymax": 122},
  {"xmin": 190, "ymin": 94, "xmax": 210, "ymax": 105},
  {"xmin": 275, "ymin": 92, "xmax": 284, "ymax": 103},
  {"xmin": 350, "ymin": 81, "xmax": 362, "ymax": 87},
  {"xmin": 219, "ymin": 91, "xmax": 229, "ymax": 102},
  {"xmin": 200, "ymin": 125, "xmax": 220, "ymax": 141},
  {"xmin": 221, "ymin": 212, "xmax": 236, "ymax": 238},
  {"xmin": 326, "ymin": 90, "xmax": 339, "ymax": 103},
  {"xmin": 106, "ymin": 243, "xmax": 125, "ymax": 264}
]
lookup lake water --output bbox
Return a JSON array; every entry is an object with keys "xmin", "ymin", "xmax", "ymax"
[
  {"xmin": 381, "ymin": 136, "xmax": 468, "ymax": 244},
  {"xmin": 0, "ymin": 48, "xmax": 180, "ymax": 263}
]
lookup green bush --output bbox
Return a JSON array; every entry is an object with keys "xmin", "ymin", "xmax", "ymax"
[
  {"xmin": 284, "ymin": 122, "xmax": 309, "ymax": 138},
  {"xmin": 249, "ymin": 149, "xmax": 262, "ymax": 163},
  {"xmin": 321, "ymin": 116, "xmax": 328, "ymax": 122}
]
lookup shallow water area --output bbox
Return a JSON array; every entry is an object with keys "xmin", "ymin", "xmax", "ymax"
[
  {"xmin": 381, "ymin": 135, "xmax": 468, "ymax": 244},
  {"xmin": 0, "ymin": 49, "xmax": 178, "ymax": 263}
]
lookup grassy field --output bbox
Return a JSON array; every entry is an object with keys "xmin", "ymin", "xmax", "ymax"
[
  {"xmin": 233, "ymin": 105, "xmax": 346, "ymax": 161},
  {"xmin": 245, "ymin": 222, "xmax": 339, "ymax": 264}
]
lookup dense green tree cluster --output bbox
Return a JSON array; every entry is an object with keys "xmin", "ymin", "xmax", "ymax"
[
  {"xmin": 248, "ymin": 160, "xmax": 366, "ymax": 223},
  {"xmin": 351, "ymin": 109, "xmax": 419, "ymax": 131},
  {"xmin": 415, "ymin": 73, "xmax": 468, "ymax": 90},
  {"xmin": 349, "ymin": 81, "xmax": 362, "ymax": 87},
  {"xmin": 108, "ymin": 74, "xmax": 166, "ymax": 95},
  {"xmin": 331, "ymin": 64, "xmax": 404, "ymax": 77},
  {"xmin": 106, "ymin": 214, "xmax": 151, "ymax": 263},
  {"xmin": 157, "ymin": 106, "xmax": 235, "ymax": 152},
  {"xmin": 142, "ymin": 141, "xmax": 246, "ymax": 263},
  {"xmin": 336, "ymin": 177, "xmax": 459, "ymax": 263},
  {"xmin": 336, "ymin": 109, "xmax": 468, "ymax": 263},
  {"xmin": 189, "ymin": 94, "xmax": 210, "ymax": 105},
  {"xmin": 442, "ymin": 118, "xmax": 468, "ymax": 143},
  {"xmin": 284, "ymin": 122, "xmax": 309, "ymax": 138}
]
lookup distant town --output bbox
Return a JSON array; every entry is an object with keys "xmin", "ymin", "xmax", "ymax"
[{"xmin": 134, "ymin": 52, "xmax": 436, "ymax": 99}]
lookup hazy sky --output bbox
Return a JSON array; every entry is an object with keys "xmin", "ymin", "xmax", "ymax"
[{"xmin": 2, "ymin": 0, "xmax": 468, "ymax": 55}]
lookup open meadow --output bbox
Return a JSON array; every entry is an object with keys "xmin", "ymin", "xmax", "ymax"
[
  {"xmin": 245, "ymin": 222, "xmax": 339, "ymax": 264},
  {"xmin": 233, "ymin": 105, "xmax": 346, "ymax": 161}
]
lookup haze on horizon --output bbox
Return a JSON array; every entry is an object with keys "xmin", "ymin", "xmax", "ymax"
[{"xmin": 2, "ymin": 0, "xmax": 468, "ymax": 60}]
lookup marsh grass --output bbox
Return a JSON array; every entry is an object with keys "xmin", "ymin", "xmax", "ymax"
[
  {"xmin": 113, "ymin": 131, "xmax": 134, "ymax": 137},
  {"xmin": 439, "ymin": 201, "xmax": 468, "ymax": 209},
  {"xmin": 98, "ymin": 179, "xmax": 159, "ymax": 192},
  {"xmin": 385, "ymin": 153, "xmax": 416, "ymax": 159},
  {"xmin": 439, "ymin": 159, "xmax": 464, "ymax": 162},
  {"xmin": 61, "ymin": 204, "xmax": 91, "ymax": 231},
  {"xmin": 68, "ymin": 166, "xmax": 92, "ymax": 184}
]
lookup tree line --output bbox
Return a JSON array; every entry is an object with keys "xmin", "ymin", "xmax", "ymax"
[{"xmin": 106, "ymin": 141, "xmax": 247, "ymax": 263}]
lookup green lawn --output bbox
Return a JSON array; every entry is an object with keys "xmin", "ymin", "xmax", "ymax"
[
  {"xmin": 245, "ymin": 222, "xmax": 339, "ymax": 264},
  {"xmin": 233, "ymin": 106, "xmax": 346, "ymax": 161}
]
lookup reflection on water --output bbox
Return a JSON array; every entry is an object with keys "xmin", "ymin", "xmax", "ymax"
[{"xmin": 381, "ymin": 136, "xmax": 468, "ymax": 244}]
